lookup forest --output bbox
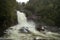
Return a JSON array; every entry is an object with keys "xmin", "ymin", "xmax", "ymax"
[
  {"xmin": 0, "ymin": 0, "xmax": 60, "ymax": 39},
  {"xmin": 17, "ymin": 0, "xmax": 60, "ymax": 26}
]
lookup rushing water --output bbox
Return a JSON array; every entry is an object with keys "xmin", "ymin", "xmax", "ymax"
[
  {"xmin": 4, "ymin": 11, "xmax": 60, "ymax": 40},
  {"xmin": 4, "ymin": 11, "xmax": 39, "ymax": 40}
]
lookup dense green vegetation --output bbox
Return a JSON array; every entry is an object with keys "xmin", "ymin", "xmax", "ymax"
[
  {"xmin": 17, "ymin": 0, "xmax": 60, "ymax": 27},
  {"xmin": 0, "ymin": 0, "xmax": 17, "ymax": 37}
]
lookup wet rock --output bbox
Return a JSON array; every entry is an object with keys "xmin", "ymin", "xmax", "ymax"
[
  {"xmin": 19, "ymin": 27, "xmax": 31, "ymax": 33},
  {"xmin": 36, "ymin": 25, "xmax": 46, "ymax": 32}
]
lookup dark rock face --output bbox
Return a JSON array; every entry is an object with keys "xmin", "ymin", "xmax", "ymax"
[
  {"xmin": 35, "ymin": 25, "xmax": 46, "ymax": 32},
  {"xmin": 46, "ymin": 26, "xmax": 60, "ymax": 33}
]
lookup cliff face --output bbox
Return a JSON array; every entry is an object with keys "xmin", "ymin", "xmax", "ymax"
[{"xmin": 0, "ymin": 0, "xmax": 18, "ymax": 37}]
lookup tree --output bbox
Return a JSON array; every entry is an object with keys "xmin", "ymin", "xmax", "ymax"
[
  {"xmin": 22, "ymin": 0, "xmax": 60, "ymax": 26},
  {"xmin": 0, "ymin": 0, "xmax": 17, "ymax": 37}
]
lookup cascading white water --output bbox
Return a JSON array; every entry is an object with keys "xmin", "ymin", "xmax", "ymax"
[
  {"xmin": 17, "ymin": 11, "xmax": 27, "ymax": 24},
  {"xmin": 4, "ymin": 11, "xmax": 40, "ymax": 40},
  {"xmin": 4, "ymin": 11, "xmax": 60, "ymax": 40}
]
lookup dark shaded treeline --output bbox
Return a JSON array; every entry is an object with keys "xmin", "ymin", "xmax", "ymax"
[
  {"xmin": 0, "ymin": 0, "xmax": 18, "ymax": 37},
  {"xmin": 17, "ymin": 0, "xmax": 60, "ymax": 27}
]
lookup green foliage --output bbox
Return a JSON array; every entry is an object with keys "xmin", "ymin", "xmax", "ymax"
[
  {"xmin": 22, "ymin": 0, "xmax": 60, "ymax": 26},
  {"xmin": 17, "ymin": 0, "xmax": 60, "ymax": 27},
  {"xmin": 0, "ymin": 0, "xmax": 17, "ymax": 36}
]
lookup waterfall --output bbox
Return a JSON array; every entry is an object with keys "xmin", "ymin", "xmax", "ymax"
[
  {"xmin": 16, "ymin": 11, "xmax": 36, "ymax": 33},
  {"xmin": 17, "ymin": 11, "xmax": 27, "ymax": 24},
  {"xmin": 4, "ymin": 11, "xmax": 39, "ymax": 40},
  {"xmin": 3, "ymin": 11, "xmax": 60, "ymax": 40}
]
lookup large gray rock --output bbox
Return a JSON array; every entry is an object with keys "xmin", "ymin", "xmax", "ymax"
[{"xmin": 19, "ymin": 27, "xmax": 31, "ymax": 33}]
